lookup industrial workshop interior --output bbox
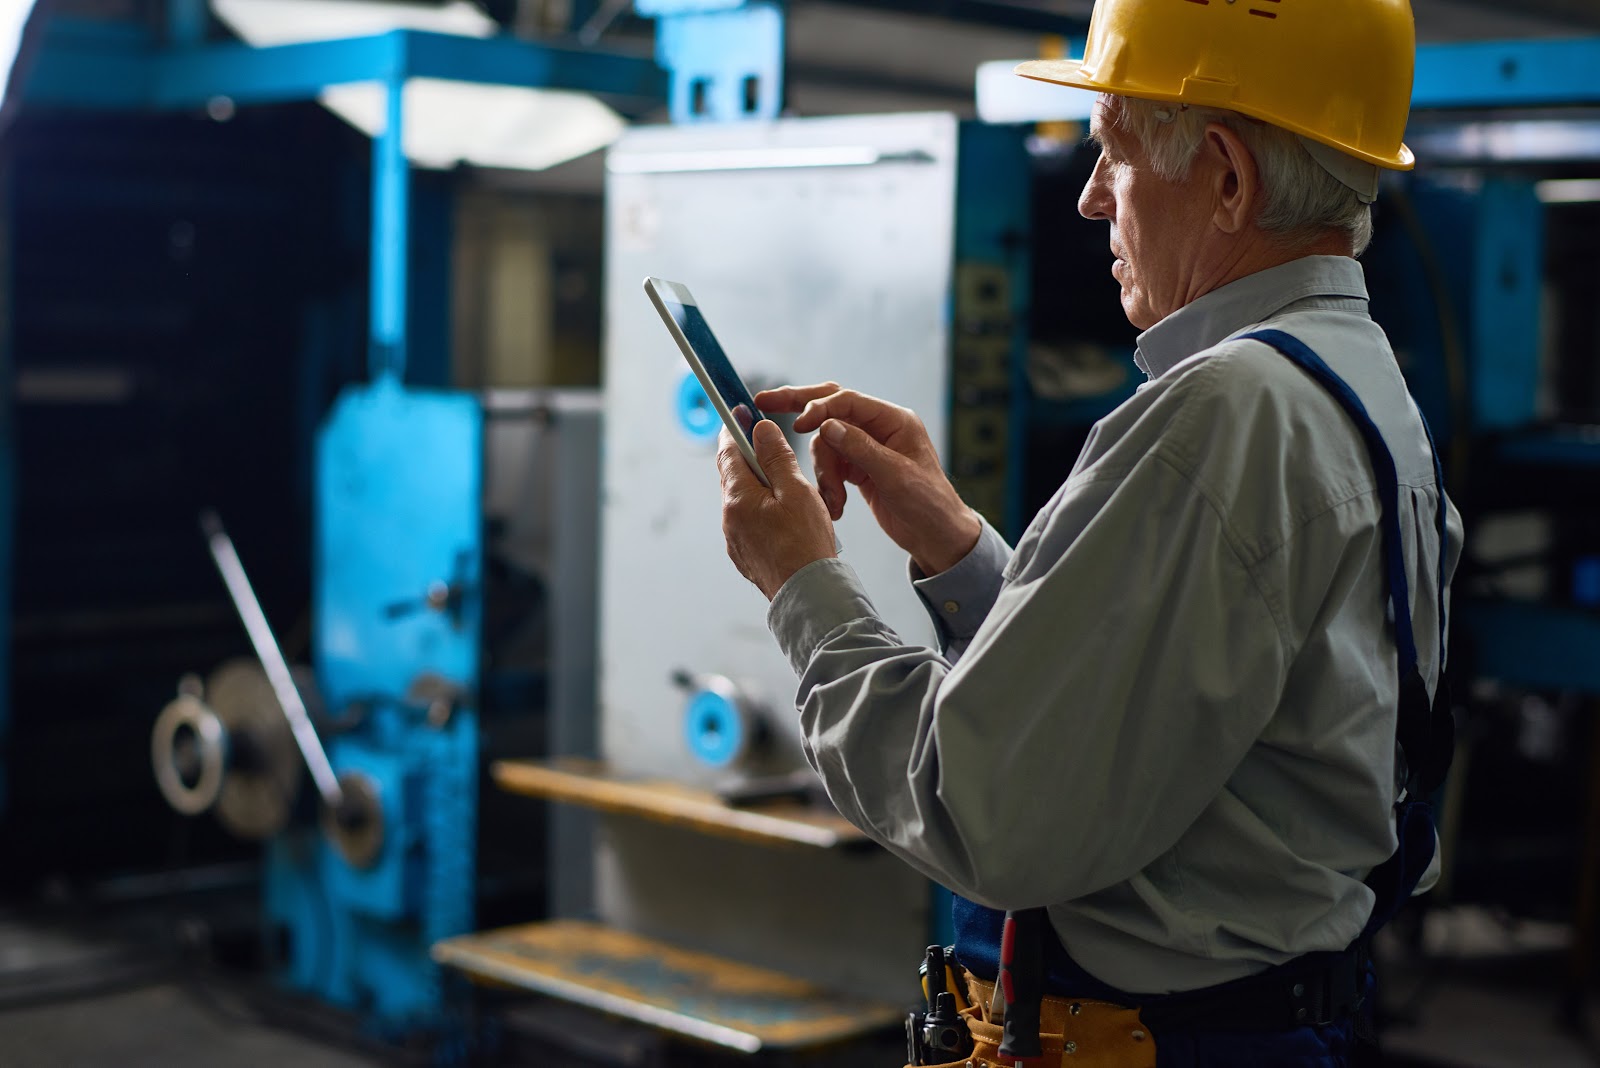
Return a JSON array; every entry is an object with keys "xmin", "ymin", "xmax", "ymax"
[{"xmin": 3, "ymin": 0, "xmax": 1600, "ymax": 1065}]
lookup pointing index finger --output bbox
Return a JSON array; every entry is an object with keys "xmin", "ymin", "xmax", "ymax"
[
  {"xmin": 792, "ymin": 390, "xmax": 907, "ymax": 438},
  {"xmin": 753, "ymin": 382, "xmax": 841, "ymax": 414}
]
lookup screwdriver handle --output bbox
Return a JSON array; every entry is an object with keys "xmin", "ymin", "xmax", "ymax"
[
  {"xmin": 922, "ymin": 945, "xmax": 945, "ymax": 1011},
  {"xmin": 998, "ymin": 908, "xmax": 1046, "ymax": 1062}
]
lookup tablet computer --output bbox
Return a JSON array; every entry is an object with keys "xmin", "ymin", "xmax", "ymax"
[{"xmin": 645, "ymin": 277, "xmax": 770, "ymax": 487}]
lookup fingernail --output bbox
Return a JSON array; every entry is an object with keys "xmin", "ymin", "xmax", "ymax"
[{"xmin": 822, "ymin": 420, "xmax": 845, "ymax": 443}]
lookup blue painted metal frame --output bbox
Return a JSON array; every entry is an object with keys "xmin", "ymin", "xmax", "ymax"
[
  {"xmin": 372, "ymin": 80, "xmax": 408, "ymax": 381},
  {"xmin": 24, "ymin": 26, "xmax": 666, "ymax": 111},
  {"xmin": 942, "ymin": 121, "xmax": 1032, "ymax": 948},
  {"xmin": 954, "ymin": 123, "xmax": 1032, "ymax": 543},
  {"xmin": 642, "ymin": 1, "xmax": 784, "ymax": 123},
  {"xmin": 1469, "ymin": 178, "xmax": 1544, "ymax": 433},
  {"xmin": 1414, "ymin": 37, "xmax": 1600, "ymax": 110}
]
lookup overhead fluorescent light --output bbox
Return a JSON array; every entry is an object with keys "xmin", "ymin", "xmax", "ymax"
[
  {"xmin": 976, "ymin": 59, "xmax": 1096, "ymax": 125},
  {"xmin": 211, "ymin": 0, "xmax": 496, "ymax": 45},
  {"xmin": 210, "ymin": 0, "xmax": 625, "ymax": 172},
  {"xmin": 1408, "ymin": 120, "xmax": 1600, "ymax": 165},
  {"xmin": 608, "ymin": 145, "xmax": 898, "ymax": 175},
  {"xmin": 0, "ymin": 0, "xmax": 43, "ymax": 118},
  {"xmin": 1536, "ymin": 178, "xmax": 1600, "ymax": 204},
  {"xmin": 0, "ymin": 0, "xmax": 38, "ymax": 78},
  {"xmin": 324, "ymin": 78, "xmax": 624, "ymax": 171}
]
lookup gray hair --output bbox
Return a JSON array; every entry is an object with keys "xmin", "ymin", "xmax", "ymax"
[{"xmin": 1110, "ymin": 95, "xmax": 1374, "ymax": 257}]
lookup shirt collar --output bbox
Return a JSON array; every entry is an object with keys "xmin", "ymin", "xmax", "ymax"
[{"xmin": 1133, "ymin": 256, "xmax": 1370, "ymax": 379}]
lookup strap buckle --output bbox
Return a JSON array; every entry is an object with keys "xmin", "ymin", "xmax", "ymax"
[{"xmin": 1287, "ymin": 949, "xmax": 1365, "ymax": 1028}]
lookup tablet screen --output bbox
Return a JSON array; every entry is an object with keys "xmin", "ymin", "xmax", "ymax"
[{"xmin": 661, "ymin": 298, "xmax": 765, "ymax": 438}]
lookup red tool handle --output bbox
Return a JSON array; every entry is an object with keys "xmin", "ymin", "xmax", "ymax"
[{"xmin": 998, "ymin": 908, "xmax": 1046, "ymax": 1062}]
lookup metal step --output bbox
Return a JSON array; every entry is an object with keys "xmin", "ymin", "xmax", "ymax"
[{"xmin": 433, "ymin": 920, "xmax": 904, "ymax": 1054}]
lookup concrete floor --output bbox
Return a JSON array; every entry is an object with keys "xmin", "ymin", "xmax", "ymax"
[
  {"xmin": 0, "ymin": 984, "xmax": 382, "ymax": 1068},
  {"xmin": 0, "ymin": 905, "xmax": 1596, "ymax": 1067},
  {"xmin": 1378, "ymin": 907, "xmax": 1600, "ymax": 1068}
]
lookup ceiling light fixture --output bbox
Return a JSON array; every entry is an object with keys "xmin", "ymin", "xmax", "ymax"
[
  {"xmin": 1536, "ymin": 178, "xmax": 1600, "ymax": 204},
  {"xmin": 975, "ymin": 58, "xmax": 1096, "ymax": 126},
  {"xmin": 209, "ymin": 0, "xmax": 627, "ymax": 172}
]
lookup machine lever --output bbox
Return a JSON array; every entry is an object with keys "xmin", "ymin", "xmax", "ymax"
[{"xmin": 200, "ymin": 509, "xmax": 345, "ymax": 811}]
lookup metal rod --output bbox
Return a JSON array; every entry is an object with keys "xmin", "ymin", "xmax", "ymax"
[
  {"xmin": 200, "ymin": 510, "xmax": 344, "ymax": 809},
  {"xmin": 370, "ymin": 75, "xmax": 409, "ymax": 382}
]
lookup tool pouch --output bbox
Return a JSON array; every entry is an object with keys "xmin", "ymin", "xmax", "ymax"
[{"xmin": 903, "ymin": 974, "xmax": 1158, "ymax": 1068}]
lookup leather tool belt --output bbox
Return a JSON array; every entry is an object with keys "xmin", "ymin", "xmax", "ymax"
[{"xmin": 905, "ymin": 940, "xmax": 1368, "ymax": 1068}]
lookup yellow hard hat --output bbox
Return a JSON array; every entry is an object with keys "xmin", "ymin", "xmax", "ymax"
[{"xmin": 1015, "ymin": 0, "xmax": 1417, "ymax": 170}]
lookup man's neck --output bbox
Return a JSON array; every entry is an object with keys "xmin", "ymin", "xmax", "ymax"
[{"xmin": 1187, "ymin": 232, "xmax": 1354, "ymax": 309}]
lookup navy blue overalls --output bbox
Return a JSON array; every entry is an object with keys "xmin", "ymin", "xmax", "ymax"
[{"xmin": 951, "ymin": 331, "xmax": 1454, "ymax": 1067}]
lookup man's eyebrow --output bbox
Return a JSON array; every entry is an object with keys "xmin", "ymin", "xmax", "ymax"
[{"xmin": 1085, "ymin": 108, "xmax": 1109, "ymax": 149}]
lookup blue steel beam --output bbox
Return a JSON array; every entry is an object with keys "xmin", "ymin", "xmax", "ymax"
[
  {"xmin": 166, "ymin": 0, "xmax": 208, "ymax": 47},
  {"xmin": 403, "ymin": 31, "xmax": 664, "ymax": 102},
  {"xmin": 1415, "ymin": 37, "xmax": 1600, "ymax": 109},
  {"xmin": 150, "ymin": 35, "xmax": 404, "ymax": 106},
  {"xmin": 24, "ymin": 27, "xmax": 664, "ymax": 110}
]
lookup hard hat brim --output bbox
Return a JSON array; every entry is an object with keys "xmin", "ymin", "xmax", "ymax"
[{"xmin": 1012, "ymin": 59, "xmax": 1415, "ymax": 172}]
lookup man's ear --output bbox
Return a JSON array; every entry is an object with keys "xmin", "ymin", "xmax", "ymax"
[{"xmin": 1202, "ymin": 122, "xmax": 1260, "ymax": 236}]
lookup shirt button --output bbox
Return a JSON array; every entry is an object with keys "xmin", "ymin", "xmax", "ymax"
[{"xmin": 943, "ymin": 600, "xmax": 960, "ymax": 614}]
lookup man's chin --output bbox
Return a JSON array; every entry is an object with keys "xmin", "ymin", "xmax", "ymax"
[{"xmin": 1120, "ymin": 290, "xmax": 1157, "ymax": 331}]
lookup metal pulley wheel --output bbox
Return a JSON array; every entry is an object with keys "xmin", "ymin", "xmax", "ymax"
[
  {"xmin": 150, "ymin": 658, "xmax": 306, "ymax": 839},
  {"xmin": 150, "ymin": 679, "xmax": 225, "ymax": 818}
]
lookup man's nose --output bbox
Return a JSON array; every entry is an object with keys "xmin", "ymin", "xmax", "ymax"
[{"xmin": 1079, "ymin": 155, "xmax": 1113, "ymax": 222}]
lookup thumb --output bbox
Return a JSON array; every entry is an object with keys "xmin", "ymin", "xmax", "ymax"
[
  {"xmin": 751, "ymin": 419, "xmax": 804, "ymax": 489},
  {"xmin": 819, "ymin": 419, "xmax": 902, "ymax": 481}
]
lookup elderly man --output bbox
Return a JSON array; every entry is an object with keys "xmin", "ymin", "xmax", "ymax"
[{"xmin": 717, "ymin": 0, "xmax": 1460, "ymax": 1064}]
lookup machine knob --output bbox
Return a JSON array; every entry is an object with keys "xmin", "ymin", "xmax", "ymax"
[{"xmin": 676, "ymin": 673, "xmax": 770, "ymax": 770}]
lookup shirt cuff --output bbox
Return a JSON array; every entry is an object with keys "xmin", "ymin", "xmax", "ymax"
[
  {"xmin": 910, "ymin": 520, "xmax": 1010, "ymax": 644},
  {"xmin": 766, "ymin": 558, "xmax": 883, "ymax": 676}
]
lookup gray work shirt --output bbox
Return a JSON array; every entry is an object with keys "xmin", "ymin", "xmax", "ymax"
[{"xmin": 766, "ymin": 255, "xmax": 1463, "ymax": 994}]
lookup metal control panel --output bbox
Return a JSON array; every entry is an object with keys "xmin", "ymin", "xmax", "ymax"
[{"xmin": 601, "ymin": 113, "xmax": 960, "ymax": 788}]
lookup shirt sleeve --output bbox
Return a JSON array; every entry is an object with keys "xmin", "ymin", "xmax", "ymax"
[
  {"xmin": 909, "ymin": 518, "xmax": 1013, "ymax": 662},
  {"xmin": 766, "ymin": 445, "xmax": 1291, "ymax": 912}
]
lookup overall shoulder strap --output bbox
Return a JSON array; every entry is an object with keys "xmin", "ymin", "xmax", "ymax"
[
  {"xmin": 1241, "ymin": 329, "xmax": 1459, "ymax": 796},
  {"xmin": 1240, "ymin": 329, "xmax": 1453, "ymax": 799},
  {"xmin": 1243, "ymin": 328, "xmax": 1454, "ymax": 936}
]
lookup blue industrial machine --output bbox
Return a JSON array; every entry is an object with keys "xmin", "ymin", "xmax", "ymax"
[{"xmin": 7, "ymin": 1, "xmax": 655, "ymax": 1042}]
